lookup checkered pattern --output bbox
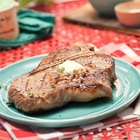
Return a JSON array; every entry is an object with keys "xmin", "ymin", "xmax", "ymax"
[{"xmin": 0, "ymin": 43, "xmax": 140, "ymax": 140}]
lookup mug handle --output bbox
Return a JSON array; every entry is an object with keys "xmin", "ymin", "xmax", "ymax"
[{"xmin": 14, "ymin": 1, "xmax": 19, "ymax": 13}]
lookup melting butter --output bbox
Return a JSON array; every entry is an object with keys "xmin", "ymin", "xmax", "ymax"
[{"xmin": 58, "ymin": 60, "xmax": 83, "ymax": 73}]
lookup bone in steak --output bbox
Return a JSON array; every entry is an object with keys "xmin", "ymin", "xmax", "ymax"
[{"xmin": 8, "ymin": 43, "xmax": 116, "ymax": 113}]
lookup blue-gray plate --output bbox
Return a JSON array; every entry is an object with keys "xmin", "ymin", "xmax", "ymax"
[{"xmin": 0, "ymin": 55, "xmax": 140, "ymax": 127}]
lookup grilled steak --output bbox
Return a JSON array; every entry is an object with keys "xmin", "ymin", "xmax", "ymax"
[{"xmin": 8, "ymin": 43, "xmax": 116, "ymax": 113}]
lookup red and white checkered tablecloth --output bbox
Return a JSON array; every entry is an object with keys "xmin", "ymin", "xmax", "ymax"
[{"xmin": 0, "ymin": 0, "xmax": 140, "ymax": 139}]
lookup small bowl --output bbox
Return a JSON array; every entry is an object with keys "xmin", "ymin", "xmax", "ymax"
[
  {"xmin": 114, "ymin": 1, "xmax": 140, "ymax": 27},
  {"xmin": 89, "ymin": 0, "xmax": 130, "ymax": 17}
]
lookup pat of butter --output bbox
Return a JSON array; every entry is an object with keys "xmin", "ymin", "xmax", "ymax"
[{"xmin": 58, "ymin": 60, "xmax": 83, "ymax": 73}]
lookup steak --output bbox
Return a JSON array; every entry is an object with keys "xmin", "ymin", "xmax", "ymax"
[{"xmin": 8, "ymin": 43, "xmax": 116, "ymax": 113}]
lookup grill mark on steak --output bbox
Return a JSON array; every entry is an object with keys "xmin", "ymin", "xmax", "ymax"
[
  {"xmin": 30, "ymin": 51, "xmax": 110, "ymax": 75},
  {"xmin": 30, "ymin": 43, "xmax": 96, "ymax": 74},
  {"xmin": 8, "ymin": 43, "xmax": 116, "ymax": 113}
]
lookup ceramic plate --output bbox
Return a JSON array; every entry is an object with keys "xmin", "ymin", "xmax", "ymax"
[{"xmin": 0, "ymin": 55, "xmax": 140, "ymax": 127}]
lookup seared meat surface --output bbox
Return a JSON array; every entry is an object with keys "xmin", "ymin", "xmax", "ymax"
[{"xmin": 8, "ymin": 43, "xmax": 116, "ymax": 113}]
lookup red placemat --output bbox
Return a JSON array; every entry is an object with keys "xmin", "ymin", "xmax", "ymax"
[{"xmin": 0, "ymin": 0, "xmax": 140, "ymax": 139}]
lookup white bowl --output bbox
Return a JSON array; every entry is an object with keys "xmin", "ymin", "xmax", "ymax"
[{"xmin": 114, "ymin": 1, "xmax": 140, "ymax": 27}]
